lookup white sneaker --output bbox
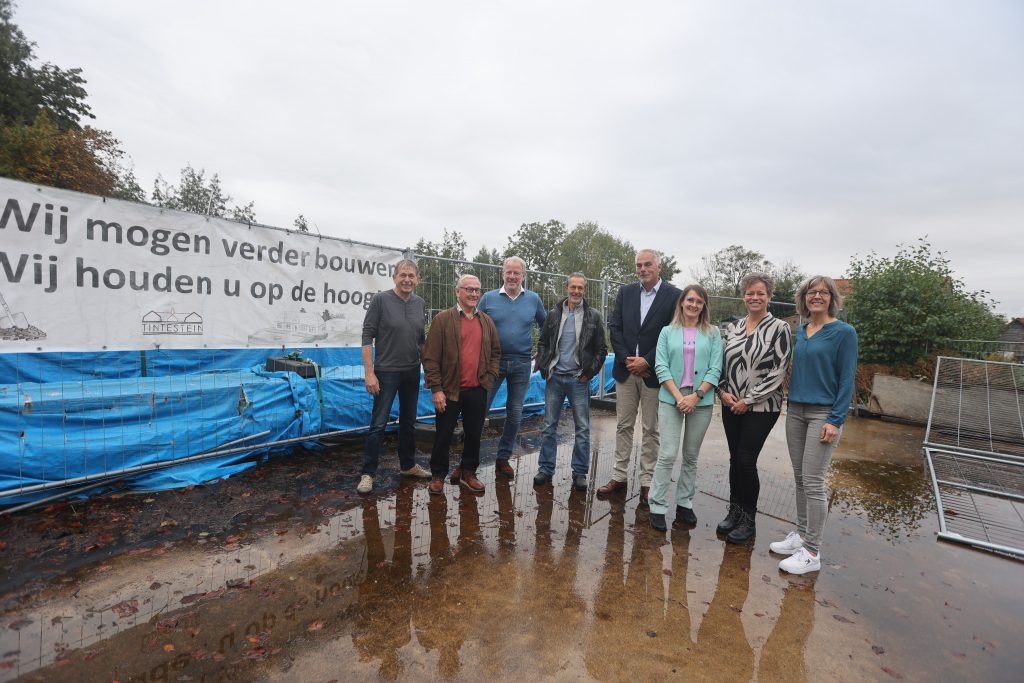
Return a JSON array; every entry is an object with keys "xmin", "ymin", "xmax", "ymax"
[
  {"xmin": 357, "ymin": 474, "xmax": 374, "ymax": 493},
  {"xmin": 769, "ymin": 531, "xmax": 804, "ymax": 555},
  {"xmin": 779, "ymin": 547, "xmax": 821, "ymax": 575},
  {"xmin": 400, "ymin": 464, "xmax": 431, "ymax": 478}
]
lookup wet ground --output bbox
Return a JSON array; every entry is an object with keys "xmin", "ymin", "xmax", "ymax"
[{"xmin": 1, "ymin": 407, "xmax": 1021, "ymax": 682}]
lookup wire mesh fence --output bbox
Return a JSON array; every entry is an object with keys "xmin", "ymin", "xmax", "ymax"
[
  {"xmin": 0, "ymin": 249, "xmax": 805, "ymax": 509},
  {"xmin": 926, "ymin": 339, "xmax": 1024, "ymax": 364},
  {"xmin": 923, "ymin": 356, "xmax": 1024, "ymax": 559}
]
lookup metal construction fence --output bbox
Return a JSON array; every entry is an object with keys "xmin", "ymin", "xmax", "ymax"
[
  {"xmin": 923, "ymin": 356, "xmax": 1024, "ymax": 559},
  {"xmin": 925, "ymin": 338, "xmax": 1024, "ymax": 364},
  {"xmin": 0, "ymin": 248, "xmax": 802, "ymax": 510}
]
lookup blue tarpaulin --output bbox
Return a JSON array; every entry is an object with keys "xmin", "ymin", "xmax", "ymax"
[{"xmin": 0, "ymin": 349, "xmax": 616, "ymax": 501}]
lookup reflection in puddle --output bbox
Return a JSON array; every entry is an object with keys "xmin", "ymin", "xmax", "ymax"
[{"xmin": 829, "ymin": 460, "xmax": 934, "ymax": 542}]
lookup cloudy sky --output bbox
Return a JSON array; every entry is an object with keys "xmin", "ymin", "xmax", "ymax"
[{"xmin": 18, "ymin": 1, "xmax": 1024, "ymax": 314}]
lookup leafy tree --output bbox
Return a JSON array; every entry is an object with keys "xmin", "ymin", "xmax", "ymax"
[
  {"xmin": 769, "ymin": 260, "xmax": 806, "ymax": 303},
  {"xmin": 152, "ymin": 164, "xmax": 257, "ymax": 221},
  {"xmin": 504, "ymin": 219, "xmax": 566, "ymax": 273},
  {"xmin": 690, "ymin": 245, "xmax": 772, "ymax": 298},
  {"xmin": 413, "ymin": 229, "xmax": 472, "ymax": 314},
  {"xmin": 846, "ymin": 238, "xmax": 1005, "ymax": 365},
  {"xmin": 556, "ymin": 221, "xmax": 636, "ymax": 283},
  {"xmin": 0, "ymin": 110, "xmax": 142, "ymax": 199},
  {"xmin": 472, "ymin": 245, "xmax": 502, "ymax": 266},
  {"xmin": 0, "ymin": 0, "xmax": 92, "ymax": 130},
  {"xmin": 294, "ymin": 214, "xmax": 309, "ymax": 232}
]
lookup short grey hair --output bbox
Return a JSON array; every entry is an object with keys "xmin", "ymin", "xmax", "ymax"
[
  {"xmin": 394, "ymin": 258, "xmax": 419, "ymax": 275},
  {"xmin": 456, "ymin": 273, "xmax": 480, "ymax": 288},
  {"xmin": 739, "ymin": 272, "xmax": 773, "ymax": 299},
  {"xmin": 566, "ymin": 272, "xmax": 587, "ymax": 286},
  {"xmin": 636, "ymin": 249, "xmax": 661, "ymax": 266},
  {"xmin": 503, "ymin": 256, "xmax": 526, "ymax": 271},
  {"xmin": 795, "ymin": 275, "xmax": 843, "ymax": 318}
]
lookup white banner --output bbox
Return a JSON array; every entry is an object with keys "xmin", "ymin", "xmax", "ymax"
[{"xmin": 0, "ymin": 178, "xmax": 406, "ymax": 352}]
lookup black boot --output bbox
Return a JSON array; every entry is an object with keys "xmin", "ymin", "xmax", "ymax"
[
  {"xmin": 726, "ymin": 509, "xmax": 756, "ymax": 544},
  {"xmin": 716, "ymin": 503, "xmax": 742, "ymax": 535}
]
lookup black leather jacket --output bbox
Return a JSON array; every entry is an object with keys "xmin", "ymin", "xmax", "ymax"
[{"xmin": 535, "ymin": 298, "xmax": 608, "ymax": 380}]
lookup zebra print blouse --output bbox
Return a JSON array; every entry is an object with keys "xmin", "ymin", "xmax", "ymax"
[{"xmin": 719, "ymin": 314, "xmax": 792, "ymax": 413}]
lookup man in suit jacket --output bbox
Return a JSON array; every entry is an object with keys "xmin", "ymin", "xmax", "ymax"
[{"xmin": 599, "ymin": 249, "xmax": 681, "ymax": 503}]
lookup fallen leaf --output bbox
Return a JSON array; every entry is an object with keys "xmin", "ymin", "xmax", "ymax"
[
  {"xmin": 150, "ymin": 582, "xmax": 162, "ymax": 590},
  {"xmin": 761, "ymin": 574, "xmax": 771, "ymax": 583},
  {"xmin": 881, "ymin": 666, "xmax": 903, "ymax": 679},
  {"xmin": 833, "ymin": 614, "xmax": 854, "ymax": 624},
  {"xmin": 872, "ymin": 645, "xmax": 885, "ymax": 655},
  {"xmin": 111, "ymin": 600, "xmax": 139, "ymax": 618},
  {"xmin": 952, "ymin": 652, "xmax": 967, "ymax": 660},
  {"xmin": 307, "ymin": 620, "xmax": 325, "ymax": 631},
  {"xmin": 163, "ymin": 644, "xmax": 174, "ymax": 652},
  {"xmin": 662, "ymin": 568, "xmax": 673, "ymax": 577}
]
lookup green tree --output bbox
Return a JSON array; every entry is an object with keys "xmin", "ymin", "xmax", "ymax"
[
  {"xmin": 152, "ymin": 164, "xmax": 257, "ymax": 221},
  {"xmin": 0, "ymin": 0, "xmax": 92, "ymax": 130},
  {"xmin": 0, "ymin": 110, "xmax": 142, "ymax": 199},
  {"xmin": 846, "ymin": 238, "xmax": 1005, "ymax": 365},
  {"xmin": 504, "ymin": 219, "xmax": 566, "ymax": 273},
  {"xmin": 556, "ymin": 221, "xmax": 636, "ymax": 283},
  {"xmin": 690, "ymin": 245, "xmax": 773, "ymax": 298},
  {"xmin": 413, "ymin": 229, "xmax": 472, "ymax": 314},
  {"xmin": 472, "ymin": 245, "xmax": 502, "ymax": 266},
  {"xmin": 294, "ymin": 214, "xmax": 309, "ymax": 232}
]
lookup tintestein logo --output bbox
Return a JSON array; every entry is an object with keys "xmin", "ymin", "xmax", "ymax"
[{"xmin": 142, "ymin": 310, "xmax": 203, "ymax": 335}]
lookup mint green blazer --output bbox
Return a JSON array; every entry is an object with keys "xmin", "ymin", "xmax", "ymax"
[{"xmin": 654, "ymin": 325, "xmax": 723, "ymax": 407}]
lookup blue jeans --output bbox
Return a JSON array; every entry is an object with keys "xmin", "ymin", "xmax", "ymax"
[
  {"xmin": 362, "ymin": 367, "xmax": 421, "ymax": 475},
  {"xmin": 487, "ymin": 358, "xmax": 532, "ymax": 461},
  {"xmin": 538, "ymin": 374, "xmax": 592, "ymax": 477}
]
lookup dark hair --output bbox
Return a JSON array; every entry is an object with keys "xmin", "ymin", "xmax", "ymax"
[{"xmin": 739, "ymin": 272, "xmax": 773, "ymax": 299}]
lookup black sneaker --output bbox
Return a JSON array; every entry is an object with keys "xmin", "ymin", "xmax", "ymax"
[
  {"xmin": 572, "ymin": 473, "xmax": 587, "ymax": 491},
  {"xmin": 533, "ymin": 470, "xmax": 553, "ymax": 487},
  {"xmin": 649, "ymin": 512, "xmax": 667, "ymax": 531},
  {"xmin": 675, "ymin": 505, "xmax": 697, "ymax": 526}
]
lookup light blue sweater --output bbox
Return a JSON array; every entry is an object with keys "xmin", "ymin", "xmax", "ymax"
[
  {"xmin": 478, "ymin": 288, "xmax": 547, "ymax": 361},
  {"xmin": 654, "ymin": 325, "xmax": 723, "ymax": 407},
  {"xmin": 788, "ymin": 320, "xmax": 859, "ymax": 426}
]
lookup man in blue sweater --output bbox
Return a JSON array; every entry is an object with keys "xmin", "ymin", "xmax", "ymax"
[{"xmin": 477, "ymin": 256, "xmax": 547, "ymax": 478}]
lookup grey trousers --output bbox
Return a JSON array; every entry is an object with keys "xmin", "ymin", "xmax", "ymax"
[
  {"xmin": 611, "ymin": 374, "xmax": 661, "ymax": 486},
  {"xmin": 785, "ymin": 403, "xmax": 842, "ymax": 553}
]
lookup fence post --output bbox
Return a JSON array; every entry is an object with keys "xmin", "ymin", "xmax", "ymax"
[{"xmin": 599, "ymin": 278, "xmax": 610, "ymax": 399}]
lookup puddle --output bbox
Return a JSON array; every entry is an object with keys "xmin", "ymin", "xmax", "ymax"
[{"xmin": 1, "ymin": 411, "xmax": 1021, "ymax": 681}]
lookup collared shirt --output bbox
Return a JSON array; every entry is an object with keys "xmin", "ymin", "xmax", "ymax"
[
  {"xmin": 456, "ymin": 303, "xmax": 478, "ymax": 320},
  {"xmin": 639, "ymin": 278, "xmax": 662, "ymax": 326},
  {"xmin": 499, "ymin": 285, "xmax": 523, "ymax": 301}
]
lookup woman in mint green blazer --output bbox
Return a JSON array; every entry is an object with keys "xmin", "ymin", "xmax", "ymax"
[{"xmin": 648, "ymin": 284, "xmax": 723, "ymax": 532}]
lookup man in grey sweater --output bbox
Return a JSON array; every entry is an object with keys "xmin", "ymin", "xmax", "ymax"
[{"xmin": 358, "ymin": 259, "xmax": 430, "ymax": 493}]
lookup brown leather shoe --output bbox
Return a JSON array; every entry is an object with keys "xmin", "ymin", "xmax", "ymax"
[
  {"xmin": 428, "ymin": 477, "xmax": 445, "ymax": 495},
  {"xmin": 448, "ymin": 467, "xmax": 463, "ymax": 485},
  {"xmin": 460, "ymin": 470, "xmax": 485, "ymax": 494},
  {"xmin": 597, "ymin": 479, "xmax": 627, "ymax": 496},
  {"xmin": 495, "ymin": 459, "xmax": 514, "ymax": 478},
  {"xmin": 640, "ymin": 486, "xmax": 650, "ymax": 506}
]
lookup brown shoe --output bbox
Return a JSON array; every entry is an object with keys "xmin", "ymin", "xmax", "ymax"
[
  {"xmin": 448, "ymin": 467, "xmax": 463, "ymax": 485},
  {"xmin": 495, "ymin": 459, "xmax": 514, "ymax": 478},
  {"xmin": 597, "ymin": 479, "xmax": 627, "ymax": 496},
  {"xmin": 428, "ymin": 477, "xmax": 445, "ymax": 495},
  {"xmin": 640, "ymin": 486, "xmax": 650, "ymax": 506},
  {"xmin": 460, "ymin": 471, "xmax": 485, "ymax": 494}
]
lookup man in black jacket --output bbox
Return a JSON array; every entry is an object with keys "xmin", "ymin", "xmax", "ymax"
[
  {"xmin": 599, "ymin": 249, "xmax": 680, "ymax": 503},
  {"xmin": 533, "ymin": 273, "xmax": 608, "ymax": 490}
]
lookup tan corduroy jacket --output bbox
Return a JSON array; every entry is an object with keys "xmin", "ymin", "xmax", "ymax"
[{"xmin": 422, "ymin": 306, "xmax": 501, "ymax": 401}]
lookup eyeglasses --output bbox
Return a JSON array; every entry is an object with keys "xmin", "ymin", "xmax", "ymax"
[
  {"xmin": 459, "ymin": 286, "xmax": 481, "ymax": 294},
  {"xmin": 806, "ymin": 289, "xmax": 831, "ymax": 298}
]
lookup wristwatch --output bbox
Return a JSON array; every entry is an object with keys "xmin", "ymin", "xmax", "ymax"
[{"xmin": 695, "ymin": 388, "xmax": 706, "ymax": 399}]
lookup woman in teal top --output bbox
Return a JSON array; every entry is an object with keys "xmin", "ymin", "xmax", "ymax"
[
  {"xmin": 771, "ymin": 275, "xmax": 858, "ymax": 575},
  {"xmin": 648, "ymin": 284, "xmax": 723, "ymax": 532}
]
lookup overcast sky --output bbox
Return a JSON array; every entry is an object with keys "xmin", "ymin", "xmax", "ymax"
[{"xmin": 17, "ymin": 0, "xmax": 1024, "ymax": 314}]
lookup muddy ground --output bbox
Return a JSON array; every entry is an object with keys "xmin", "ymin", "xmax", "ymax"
[{"xmin": 0, "ymin": 408, "xmax": 1021, "ymax": 682}]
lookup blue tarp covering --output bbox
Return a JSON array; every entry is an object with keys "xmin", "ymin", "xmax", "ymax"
[{"xmin": 0, "ymin": 350, "xmax": 616, "ymax": 501}]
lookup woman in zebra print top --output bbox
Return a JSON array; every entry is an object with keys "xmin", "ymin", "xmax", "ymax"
[{"xmin": 716, "ymin": 272, "xmax": 793, "ymax": 544}]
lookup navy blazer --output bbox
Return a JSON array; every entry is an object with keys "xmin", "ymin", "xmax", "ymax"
[{"xmin": 608, "ymin": 280, "xmax": 681, "ymax": 388}]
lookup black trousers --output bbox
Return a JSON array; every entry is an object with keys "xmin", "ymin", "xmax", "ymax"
[
  {"xmin": 430, "ymin": 386, "xmax": 487, "ymax": 477},
  {"xmin": 721, "ymin": 409, "xmax": 781, "ymax": 514}
]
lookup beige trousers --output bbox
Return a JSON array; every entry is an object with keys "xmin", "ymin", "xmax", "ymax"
[{"xmin": 611, "ymin": 374, "xmax": 661, "ymax": 485}]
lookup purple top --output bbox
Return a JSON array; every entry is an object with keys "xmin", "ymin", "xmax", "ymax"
[{"xmin": 680, "ymin": 327, "xmax": 697, "ymax": 388}]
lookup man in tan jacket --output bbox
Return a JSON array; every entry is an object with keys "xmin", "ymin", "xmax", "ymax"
[{"xmin": 423, "ymin": 274, "xmax": 501, "ymax": 495}]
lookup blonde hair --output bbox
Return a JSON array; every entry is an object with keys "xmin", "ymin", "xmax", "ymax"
[{"xmin": 671, "ymin": 284, "xmax": 714, "ymax": 333}]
